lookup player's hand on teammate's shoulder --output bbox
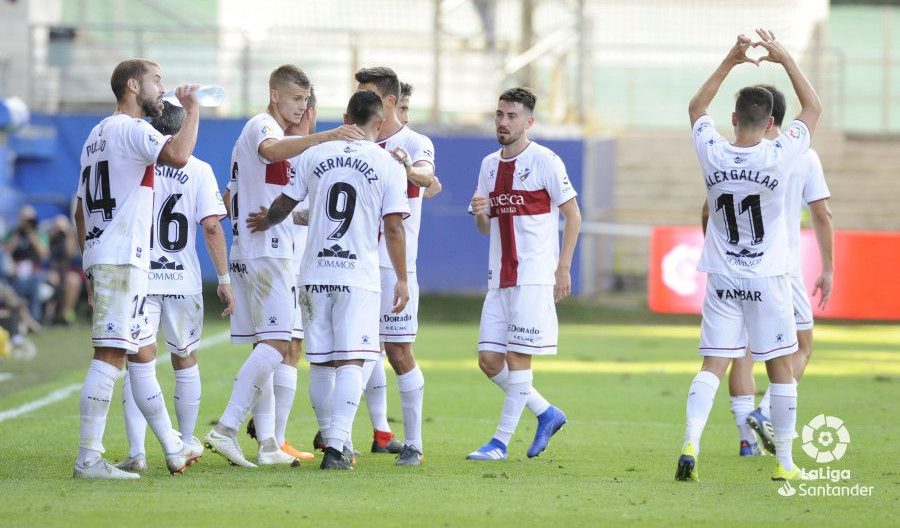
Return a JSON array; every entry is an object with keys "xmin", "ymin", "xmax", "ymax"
[
  {"xmin": 554, "ymin": 265, "xmax": 572, "ymax": 303},
  {"xmin": 724, "ymin": 34, "xmax": 757, "ymax": 67},
  {"xmin": 470, "ymin": 194, "xmax": 489, "ymax": 216},
  {"xmin": 246, "ymin": 206, "xmax": 270, "ymax": 233},
  {"xmin": 390, "ymin": 147, "xmax": 412, "ymax": 168},
  {"xmin": 753, "ymin": 28, "xmax": 791, "ymax": 65},
  {"xmin": 174, "ymin": 84, "xmax": 201, "ymax": 112},
  {"xmin": 329, "ymin": 124, "xmax": 365, "ymax": 142},
  {"xmin": 392, "ymin": 278, "xmax": 410, "ymax": 314},
  {"xmin": 218, "ymin": 283, "xmax": 235, "ymax": 317},
  {"xmin": 813, "ymin": 271, "xmax": 833, "ymax": 310}
]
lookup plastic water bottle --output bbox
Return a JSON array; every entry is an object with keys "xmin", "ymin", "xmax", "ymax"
[{"xmin": 163, "ymin": 85, "xmax": 224, "ymax": 107}]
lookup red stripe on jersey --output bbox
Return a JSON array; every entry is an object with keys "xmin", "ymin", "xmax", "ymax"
[
  {"xmin": 493, "ymin": 160, "xmax": 518, "ymax": 288},
  {"xmin": 141, "ymin": 164, "xmax": 154, "ymax": 187},
  {"xmin": 407, "ymin": 179, "xmax": 421, "ymax": 198},
  {"xmin": 265, "ymin": 159, "xmax": 290, "ymax": 185}
]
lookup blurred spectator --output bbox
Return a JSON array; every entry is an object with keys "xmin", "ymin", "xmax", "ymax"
[
  {"xmin": 45, "ymin": 214, "xmax": 83, "ymax": 325},
  {"xmin": 5, "ymin": 205, "xmax": 50, "ymax": 322},
  {"xmin": 0, "ymin": 279, "xmax": 40, "ymax": 360}
]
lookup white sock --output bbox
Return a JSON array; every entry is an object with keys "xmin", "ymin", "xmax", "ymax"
[
  {"xmin": 769, "ymin": 382, "xmax": 798, "ymax": 471},
  {"xmin": 730, "ymin": 394, "xmax": 756, "ymax": 444},
  {"xmin": 273, "ymin": 363, "xmax": 297, "ymax": 446},
  {"xmin": 173, "ymin": 365, "xmax": 201, "ymax": 442},
  {"xmin": 758, "ymin": 386, "xmax": 771, "ymax": 417},
  {"xmin": 121, "ymin": 369, "xmax": 147, "ymax": 459},
  {"xmin": 219, "ymin": 343, "xmax": 282, "ymax": 431},
  {"xmin": 77, "ymin": 359, "xmax": 120, "ymax": 467},
  {"xmin": 397, "ymin": 366, "xmax": 425, "ymax": 450},
  {"xmin": 252, "ymin": 372, "xmax": 276, "ymax": 444},
  {"xmin": 309, "ymin": 364, "xmax": 336, "ymax": 437},
  {"xmin": 128, "ymin": 359, "xmax": 182, "ymax": 454},
  {"xmin": 363, "ymin": 353, "xmax": 391, "ymax": 432},
  {"xmin": 683, "ymin": 370, "xmax": 720, "ymax": 454},
  {"xmin": 326, "ymin": 365, "xmax": 363, "ymax": 451},
  {"xmin": 494, "ymin": 369, "xmax": 532, "ymax": 446},
  {"xmin": 489, "ymin": 364, "xmax": 551, "ymax": 416}
]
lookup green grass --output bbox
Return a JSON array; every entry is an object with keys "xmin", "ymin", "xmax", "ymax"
[{"xmin": 0, "ymin": 309, "xmax": 898, "ymax": 527}]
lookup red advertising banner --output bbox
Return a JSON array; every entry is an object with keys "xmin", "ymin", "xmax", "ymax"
[{"xmin": 648, "ymin": 227, "xmax": 900, "ymax": 320}]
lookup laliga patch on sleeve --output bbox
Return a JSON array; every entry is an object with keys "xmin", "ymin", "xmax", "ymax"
[{"xmin": 788, "ymin": 123, "xmax": 807, "ymax": 140}]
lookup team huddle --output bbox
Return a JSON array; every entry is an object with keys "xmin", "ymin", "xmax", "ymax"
[
  {"xmin": 72, "ymin": 59, "xmax": 581, "ymax": 478},
  {"xmin": 70, "ymin": 27, "xmax": 829, "ymax": 483}
]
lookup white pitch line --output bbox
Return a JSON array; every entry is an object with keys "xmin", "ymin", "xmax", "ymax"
[{"xmin": 0, "ymin": 329, "xmax": 231, "ymax": 424}]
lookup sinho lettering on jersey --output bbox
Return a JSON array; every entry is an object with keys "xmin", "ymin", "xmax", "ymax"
[
  {"xmin": 156, "ymin": 165, "xmax": 190, "ymax": 184},
  {"xmin": 705, "ymin": 169, "xmax": 779, "ymax": 191},
  {"xmin": 312, "ymin": 155, "xmax": 379, "ymax": 183}
]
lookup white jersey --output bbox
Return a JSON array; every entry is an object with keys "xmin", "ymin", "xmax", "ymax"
[
  {"xmin": 693, "ymin": 115, "xmax": 811, "ymax": 278},
  {"xmin": 285, "ymin": 140, "xmax": 410, "ymax": 291},
  {"xmin": 474, "ymin": 141, "xmax": 578, "ymax": 289},
  {"xmin": 228, "ymin": 112, "xmax": 293, "ymax": 261},
  {"xmin": 376, "ymin": 126, "xmax": 435, "ymax": 272},
  {"xmin": 784, "ymin": 148, "xmax": 830, "ymax": 277},
  {"xmin": 78, "ymin": 114, "xmax": 169, "ymax": 270},
  {"xmin": 288, "ymin": 150, "xmax": 310, "ymax": 274},
  {"xmin": 149, "ymin": 155, "xmax": 226, "ymax": 295}
]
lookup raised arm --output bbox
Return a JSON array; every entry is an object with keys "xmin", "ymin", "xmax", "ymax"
[
  {"xmin": 689, "ymin": 35, "xmax": 757, "ymax": 126},
  {"xmin": 158, "ymin": 85, "xmax": 200, "ymax": 168},
  {"xmin": 258, "ymin": 125, "xmax": 364, "ymax": 163},
  {"xmin": 754, "ymin": 28, "xmax": 822, "ymax": 134},
  {"xmin": 246, "ymin": 193, "xmax": 301, "ymax": 233}
]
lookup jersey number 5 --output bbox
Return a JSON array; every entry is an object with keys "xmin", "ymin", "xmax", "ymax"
[{"xmin": 715, "ymin": 193, "xmax": 764, "ymax": 245}]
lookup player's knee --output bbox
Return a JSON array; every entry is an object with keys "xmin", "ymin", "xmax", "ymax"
[
  {"xmin": 385, "ymin": 342, "xmax": 414, "ymax": 372},
  {"xmin": 477, "ymin": 353, "xmax": 503, "ymax": 377},
  {"xmin": 171, "ymin": 352, "xmax": 197, "ymax": 370}
]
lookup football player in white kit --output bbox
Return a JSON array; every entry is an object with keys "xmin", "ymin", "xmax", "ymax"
[
  {"xmin": 247, "ymin": 90, "xmax": 410, "ymax": 470},
  {"xmin": 73, "ymin": 59, "xmax": 201, "ymax": 479},
  {"xmin": 703, "ymin": 84, "xmax": 833, "ymax": 456},
  {"xmin": 243, "ymin": 89, "xmax": 318, "ymax": 463},
  {"xmin": 205, "ymin": 65, "xmax": 365, "ymax": 468},
  {"xmin": 675, "ymin": 30, "xmax": 822, "ymax": 482},
  {"xmin": 397, "ymin": 82, "xmax": 412, "ymax": 126},
  {"xmin": 467, "ymin": 87, "xmax": 581, "ymax": 461},
  {"xmin": 116, "ymin": 101, "xmax": 234, "ymax": 472},
  {"xmin": 354, "ymin": 67, "xmax": 441, "ymax": 464}
]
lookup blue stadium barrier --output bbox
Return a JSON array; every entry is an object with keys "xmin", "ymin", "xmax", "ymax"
[{"xmin": 15, "ymin": 114, "xmax": 582, "ymax": 293}]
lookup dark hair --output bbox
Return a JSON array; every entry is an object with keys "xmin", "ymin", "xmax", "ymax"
[
  {"xmin": 269, "ymin": 64, "xmax": 310, "ymax": 90},
  {"xmin": 735, "ymin": 86, "xmax": 774, "ymax": 129},
  {"xmin": 346, "ymin": 90, "xmax": 384, "ymax": 126},
  {"xmin": 756, "ymin": 84, "xmax": 786, "ymax": 126},
  {"xmin": 110, "ymin": 59, "xmax": 159, "ymax": 101},
  {"xmin": 400, "ymin": 82, "xmax": 413, "ymax": 99},
  {"xmin": 151, "ymin": 100, "xmax": 185, "ymax": 135},
  {"xmin": 499, "ymin": 87, "xmax": 536, "ymax": 112},
  {"xmin": 355, "ymin": 67, "xmax": 400, "ymax": 100}
]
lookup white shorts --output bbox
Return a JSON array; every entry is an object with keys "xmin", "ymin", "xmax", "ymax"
[
  {"xmin": 229, "ymin": 257, "xmax": 295, "ymax": 344},
  {"xmin": 379, "ymin": 268, "xmax": 419, "ymax": 343},
  {"xmin": 137, "ymin": 293, "xmax": 204, "ymax": 357},
  {"xmin": 88, "ymin": 264, "xmax": 149, "ymax": 353},
  {"xmin": 699, "ymin": 273, "xmax": 798, "ymax": 362},
  {"xmin": 478, "ymin": 285, "xmax": 558, "ymax": 356},
  {"xmin": 791, "ymin": 274, "xmax": 814, "ymax": 331},
  {"xmin": 299, "ymin": 285, "xmax": 381, "ymax": 364},
  {"xmin": 292, "ymin": 274, "xmax": 304, "ymax": 340}
]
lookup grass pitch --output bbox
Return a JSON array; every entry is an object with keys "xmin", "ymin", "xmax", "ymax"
[{"xmin": 0, "ymin": 300, "xmax": 897, "ymax": 527}]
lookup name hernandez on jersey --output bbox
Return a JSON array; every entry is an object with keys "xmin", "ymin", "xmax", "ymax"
[
  {"xmin": 285, "ymin": 140, "xmax": 410, "ymax": 292},
  {"xmin": 78, "ymin": 114, "xmax": 170, "ymax": 271},
  {"xmin": 229, "ymin": 112, "xmax": 294, "ymax": 261},
  {"xmin": 149, "ymin": 156, "xmax": 226, "ymax": 295},
  {"xmin": 693, "ymin": 115, "xmax": 811, "ymax": 278},
  {"xmin": 784, "ymin": 148, "xmax": 830, "ymax": 277},
  {"xmin": 376, "ymin": 125, "xmax": 436, "ymax": 272},
  {"xmin": 474, "ymin": 142, "xmax": 577, "ymax": 289}
]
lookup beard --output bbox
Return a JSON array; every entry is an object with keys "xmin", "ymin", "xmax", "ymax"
[
  {"xmin": 139, "ymin": 88, "xmax": 164, "ymax": 118},
  {"xmin": 496, "ymin": 130, "xmax": 519, "ymax": 146}
]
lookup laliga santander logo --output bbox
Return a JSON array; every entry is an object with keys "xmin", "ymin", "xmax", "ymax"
[
  {"xmin": 777, "ymin": 481, "xmax": 797, "ymax": 497},
  {"xmin": 661, "ymin": 243, "xmax": 702, "ymax": 296},
  {"xmin": 802, "ymin": 414, "xmax": 851, "ymax": 463}
]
